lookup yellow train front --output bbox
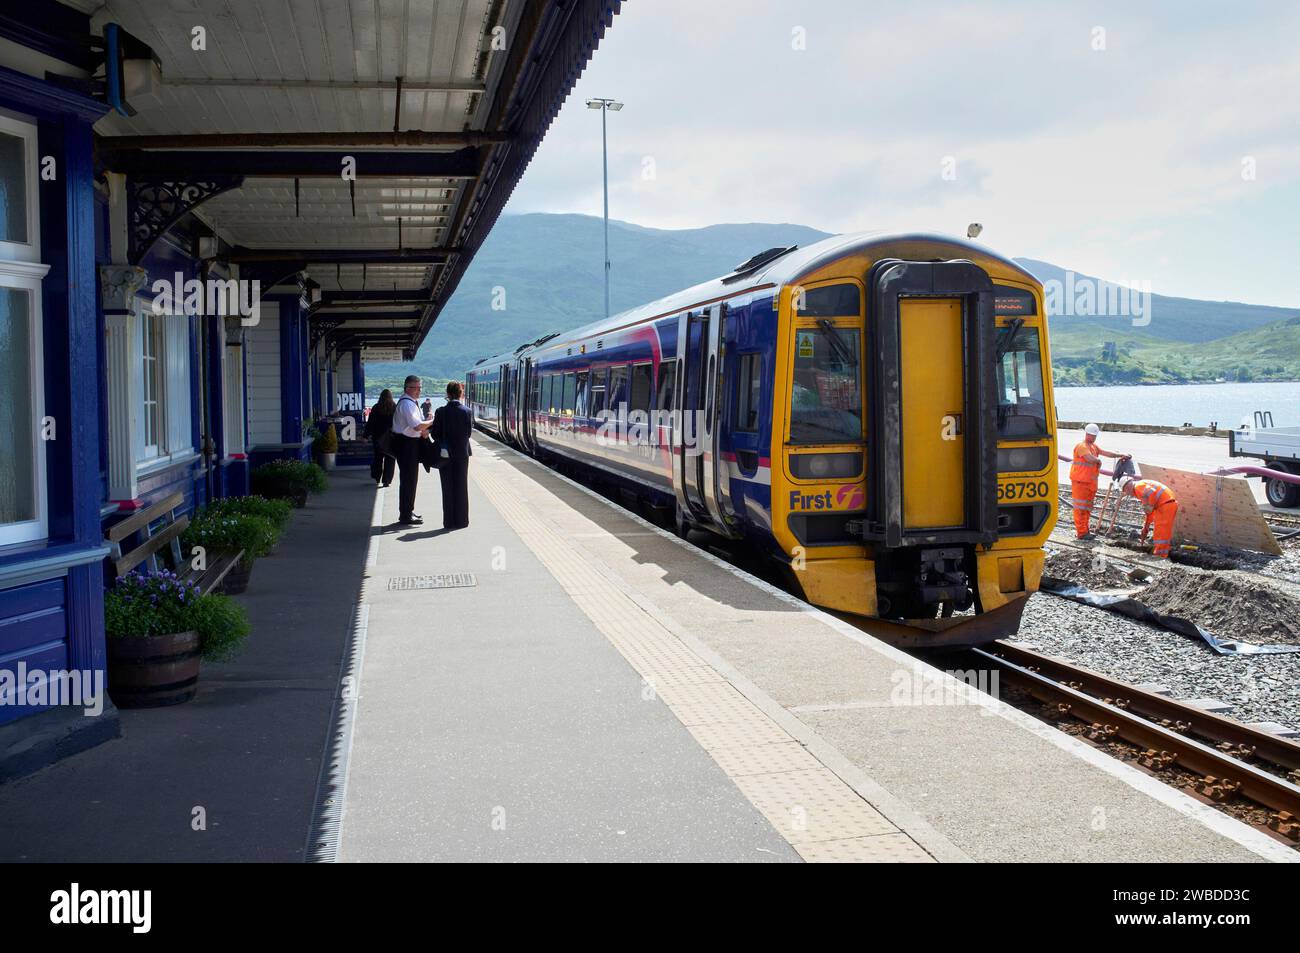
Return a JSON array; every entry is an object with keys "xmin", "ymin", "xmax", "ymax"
[
  {"xmin": 769, "ymin": 235, "xmax": 1056, "ymax": 647},
  {"xmin": 467, "ymin": 232, "xmax": 1056, "ymax": 648}
]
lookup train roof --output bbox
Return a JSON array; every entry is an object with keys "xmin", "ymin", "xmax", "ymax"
[{"xmin": 468, "ymin": 231, "xmax": 1039, "ymax": 370}]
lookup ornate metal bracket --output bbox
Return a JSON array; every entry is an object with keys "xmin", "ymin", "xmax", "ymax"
[
  {"xmin": 128, "ymin": 175, "xmax": 244, "ymax": 264},
  {"xmin": 309, "ymin": 317, "xmax": 346, "ymax": 351}
]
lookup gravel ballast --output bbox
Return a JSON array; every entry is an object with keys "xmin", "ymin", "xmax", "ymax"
[{"xmin": 1015, "ymin": 591, "xmax": 1300, "ymax": 733}]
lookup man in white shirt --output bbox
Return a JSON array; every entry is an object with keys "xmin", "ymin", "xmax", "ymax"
[{"xmin": 393, "ymin": 375, "xmax": 433, "ymax": 524}]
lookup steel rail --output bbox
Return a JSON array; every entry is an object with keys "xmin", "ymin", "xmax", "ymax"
[
  {"xmin": 971, "ymin": 644, "xmax": 1300, "ymax": 829},
  {"xmin": 992, "ymin": 641, "xmax": 1300, "ymax": 771}
]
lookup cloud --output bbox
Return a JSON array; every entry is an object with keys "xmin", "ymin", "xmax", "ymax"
[{"xmin": 509, "ymin": 0, "xmax": 1300, "ymax": 306}]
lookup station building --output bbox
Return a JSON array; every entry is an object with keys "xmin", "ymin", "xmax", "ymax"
[{"xmin": 0, "ymin": 0, "xmax": 618, "ymax": 776}]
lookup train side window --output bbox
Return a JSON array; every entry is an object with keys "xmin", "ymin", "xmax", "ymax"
[
  {"xmin": 630, "ymin": 362, "xmax": 653, "ymax": 414},
  {"xmin": 656, "ymin": 361, "xmax": 676, "ymax": 412},
  {"xmin": 575, "ymin": 371, "xmax": 589, "ymax": 417},
  {"xmin": 608, "ymin": 365, "xmax": 629, "ymax": 416},
  {"xmin": 589, "ymin": 367, "xmax": 608, "ymax": 417},
  {"xmin": 562, "ymin": 373, "xmax": 576, "ymax": 416},
  {"xmin": 736, "ymin": 352, "xmax": 762, "ymax": 432},
  {"xmin": 795, "ymin": 282, "xmax": 861, "ymax": 317}
]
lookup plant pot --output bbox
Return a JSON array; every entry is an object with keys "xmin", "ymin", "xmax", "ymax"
[
  {"xmin": 108, "ymin": 630, "xmax": 202, "ymax": 709},
  {"xmin": 221, "ymin": 558, "xmax": 254, "ymax": 595},
  {"xmin": 321, "ymin": 452, "xmax": 336, "ymax": 470}
]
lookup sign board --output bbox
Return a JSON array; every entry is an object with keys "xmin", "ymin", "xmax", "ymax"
[
  {"xmin": 362, "ymin": 349, "xmax": 404, "ymax": 363},
  {"xmin": 336, "ymin": 392, "xmax": 364, "ymax": 412}
]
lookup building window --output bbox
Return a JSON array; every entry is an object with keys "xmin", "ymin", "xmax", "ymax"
[
  {"xmin": 0, "ymin": 114, "xmax": 39, "ymax": 264},
  {"xmin": 0, "ymin": 112, "xmax": 44, "ymax": 545},
  {"xmin": 141, "ymin": 312, "xmax": 166, "ymax": 458}
]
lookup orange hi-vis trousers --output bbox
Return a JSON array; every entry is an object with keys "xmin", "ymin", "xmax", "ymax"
[
  {"xmin": 1070, "ymin": 480, "xmax": 1097, "ymax": 536},
  {"xmin": 1146, "ymin": 500, "xmax": 1179, "ymax": 557}
]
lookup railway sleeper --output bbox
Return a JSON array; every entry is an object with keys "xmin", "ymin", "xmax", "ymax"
[
  {"xmin": 1198, "ymin": 776, "xmax": 1242, "ymax": 802},
  {"xmin": 1085, "ymin": 722, "xmax": 1119, "ymax": 742},
  {"xmin": 1139, "ymin": 749, "xmax": 1178, "ymax": 771},
  {"xmin": 1268, "ymin": 811, "xmax": 1300, "ymax": 840},
  {"xmin": 1215, "ymin": 742, "xmax": 1256, "ymax": 762}
]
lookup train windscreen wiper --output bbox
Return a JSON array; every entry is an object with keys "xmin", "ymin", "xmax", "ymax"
[
  {"xmin": 995, "ymin": 317, "xmax": 1025, "ymax": 360},
  {"xmin": 816, "ymin": 319, "xmax": 857, "ymax": 368}
]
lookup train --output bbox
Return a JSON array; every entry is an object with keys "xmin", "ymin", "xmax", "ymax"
[{"xmin": 465, "ymin": 232, "xmax": 1057, "ymax": 647}]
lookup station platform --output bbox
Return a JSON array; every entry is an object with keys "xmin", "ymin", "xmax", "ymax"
[{"xmin": 335, "ymin": 434, "xmax": 1298, "ymax": 863}]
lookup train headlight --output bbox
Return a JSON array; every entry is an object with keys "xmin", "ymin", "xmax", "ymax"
[
  {"xmin": 790, "ymin": 452, "xmax": 861, "ymax": 479},
  {"xmin": 997, "ymin": 446, "xmax": 1049, "ymax": 473}
]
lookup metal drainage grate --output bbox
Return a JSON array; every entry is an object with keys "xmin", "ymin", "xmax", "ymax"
[{"xmin": 387, "ymin": 573, "xmax": 478, "ymax": 591}]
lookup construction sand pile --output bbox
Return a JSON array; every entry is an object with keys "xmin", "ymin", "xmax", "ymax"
[
  {"xmin": 1137, "ymin": 570, "xmax": 1300, "ymax": 645},
  {"xmin": 1042, "ymin": 546, "xmax": 1144, "ymax": 591}
]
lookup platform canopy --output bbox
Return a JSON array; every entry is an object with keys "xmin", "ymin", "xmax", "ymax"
[{"xmin": 77, "ymin": 0, "xmax": 620, "ymax": 359}]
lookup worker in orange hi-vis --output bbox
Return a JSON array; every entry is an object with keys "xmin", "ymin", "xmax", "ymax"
[
  {"xmin": 1069, "ymin": 423, "xmax": 1131, "ymax": 539},
  {"xmin": 1120, "ymin": 476, "xmax": 1179, "ymax": 558}
]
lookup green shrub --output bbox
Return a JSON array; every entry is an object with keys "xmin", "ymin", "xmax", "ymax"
[
  {"xmin": 204, "ymin": 494, "xmax": 293, "ymax": 532},
  {"xmin": 251, "ymin": 459, "xmax": 328, "ymax": 500},
  {"xmin": 105, "ymin": 570, "xmax": 251, "ymax": 662},
  {"xmin": 182, "ymin": 511, "xmax": 278, "ymax": 561},
  {"xmin": 315, "ymin": 423, "xmax": 339, "ymax": 454}
]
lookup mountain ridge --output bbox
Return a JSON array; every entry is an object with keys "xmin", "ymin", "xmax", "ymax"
[{"xmin": 363, "ymin": 213, "xmax": 1299, "ymax": 391}]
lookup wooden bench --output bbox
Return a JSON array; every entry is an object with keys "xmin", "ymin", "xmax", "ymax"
[{"xmin": 104, "ymin": 492, "xmax": 244, "ymax": 595}]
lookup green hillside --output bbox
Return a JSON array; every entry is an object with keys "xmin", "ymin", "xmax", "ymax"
[
  {"xmin": 364, "ymin": 215, "xmax": 1300, "ymax": 393},
  {"xmin": 365, "ymin": 214, "xmax": 832, "ymax": 390}
]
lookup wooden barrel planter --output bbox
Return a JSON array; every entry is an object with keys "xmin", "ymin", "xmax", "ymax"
[
  {"xmin": 221, "ymin": 558, "xmax": 254, "ymax": 595},
  {"xmin": 107, "ymin": 631, "xmax": 202, "ymax": 708}
]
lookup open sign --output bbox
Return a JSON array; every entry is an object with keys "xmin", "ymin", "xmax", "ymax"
[{"xmin": 336, "ymin": 392, "xmax": 364, "ymax": 411}]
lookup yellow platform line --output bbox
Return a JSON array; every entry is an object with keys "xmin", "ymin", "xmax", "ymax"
[{"xmin": 472, "ymin": 458, "xmax": 934, "ymax": 863}]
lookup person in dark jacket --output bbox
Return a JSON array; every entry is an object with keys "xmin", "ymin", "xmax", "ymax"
[
  {"xmin": 431, "ymin": 380, "xmax": 474, "ymax": 529},
  {"xmin": 364, "ymin": 389, "xmax": 397, "ymax": 486}
]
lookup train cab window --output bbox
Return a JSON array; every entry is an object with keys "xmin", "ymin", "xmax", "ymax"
[
  {"xmin": 795, "ymin": 283, "xmax": 861, "ymax": 318},
  {"xmin": 996, "ymin": 324, "xmax": 1048, "ymax": 438},
  {"xmin": 790, "ymin": 324, "xmax": 861, "ymax": 444},
  {"xmin": 736, "ymin": 352, "xmax": 762, "ymax": 432},
  {"xmin": 630, "ymin": 362, "xmax": 654, "ymax": 414},
  {"xmin": 562, "ymin": 373, "xmax": 576, "ymax": 416}
]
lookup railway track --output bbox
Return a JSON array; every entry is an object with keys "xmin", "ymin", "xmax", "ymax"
[{"xmin": 973, "ymin": 640, "xmax": 1300, "ymax": 843}]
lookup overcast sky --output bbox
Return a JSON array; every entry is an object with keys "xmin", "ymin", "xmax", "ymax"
[{"xmin": 507, "ymin": 0, "xmax": 1300, "ymax": 308}]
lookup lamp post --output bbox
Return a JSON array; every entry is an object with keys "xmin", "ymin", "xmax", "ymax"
[{"xmin": 586, "ymin": 97, "xmax": 623, "ymax": 317}]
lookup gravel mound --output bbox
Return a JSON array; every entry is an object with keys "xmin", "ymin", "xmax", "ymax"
[
  {"xmin": 1137, "ymin": 571, "xmax": 1300, "ymax": 646},
  {"xmin": 1017, "ymin": 592, "xmax": 1300, "ymax": 730},
  {"xmin": 1042, "ymin": 546, "xmax": 1144, "ymax": 591}
]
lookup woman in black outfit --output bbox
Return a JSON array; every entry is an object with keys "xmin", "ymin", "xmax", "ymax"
[{"xmin": 365, "ymin": 389, "xmax": 397, "ymax": 486}]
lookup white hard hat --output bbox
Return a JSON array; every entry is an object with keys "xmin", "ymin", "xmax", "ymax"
[{"xmin": 1084, "ymin": 423, "xmax": 1101, "ymax": 436}]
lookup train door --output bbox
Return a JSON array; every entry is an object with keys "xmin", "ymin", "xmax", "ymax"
[
  {"xmin": 499, "ymin": 362, "xmax": 510, "ymax": 435},
  {"xmin": 520, "ymin": 358, "xmax": 535, "ymax": 451},
  {"xmin": 865, "ymin": 260, "xmax": 998, "ymax": 549},
  {"xmin": 674, "ymin": 310, "xmax": 708, "ymax": 522},
  {"xmin": 673, "ymin": 304, "xmax": 736, "ymax": 533}
]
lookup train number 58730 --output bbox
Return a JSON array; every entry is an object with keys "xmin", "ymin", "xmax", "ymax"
[{"xmin": 997, "ymin": 480, "xmax": 1051, "ymax": 501}]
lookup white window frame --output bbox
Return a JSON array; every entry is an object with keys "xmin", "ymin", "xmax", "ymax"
[
  {"xmin": 0, "ymin": 111, "xmax": 46, "ymax": 545},
  {"xmin": 0, "ymin": 111, "xmax": 41, "ymax": 264},
  {"xmin": 140, "ymin": 309, "xmax": 166, "ymax": 459}
]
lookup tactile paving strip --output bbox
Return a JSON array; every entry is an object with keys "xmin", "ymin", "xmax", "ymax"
[{"xmin": 474, "ymin": 459, "xmax": 936, "ymax": 864}]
